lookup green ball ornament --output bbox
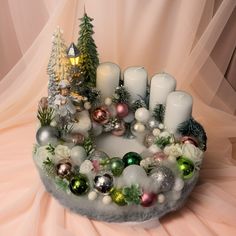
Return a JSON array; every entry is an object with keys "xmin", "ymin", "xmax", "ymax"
[
  {"xmin": 110, "ymin": 188, "xmax": 127, "ymax": 206},
  {"xmin": 69, "ymin": 174, "xmax": 89, "ymax": 195},
  {"xmin": 122, "ymin": 152, "xmax": 142, "ymax": 167},
  {"xmin": 110, "ymin": 158, "xmax": 125, "ymax": 176},
  {"xmin": 177, "ymin": 157, "xmax": 195, "ymax": 179}
]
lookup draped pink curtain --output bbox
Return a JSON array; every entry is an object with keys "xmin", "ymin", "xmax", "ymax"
[{"xmin": 1, "ymin": 0, "xmax": 236, "ymax": 235}]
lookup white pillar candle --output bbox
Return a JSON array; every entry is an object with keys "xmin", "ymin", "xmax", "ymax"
[
  {"xmin": 124, "ymin": 67, "xmax": 147, "ymax": 102},
  {"xmin": 96, "ymin": 62, "xmax": 120, "ymax": 100},
  {"xmin": 164, "ymin": 91, "xmax": 193, "ymax": 134},
  {"xmin": 149, "ymin": 73, "xmax": 176, "ymax": 111}
]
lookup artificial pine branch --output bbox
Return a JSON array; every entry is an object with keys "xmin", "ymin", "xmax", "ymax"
[
  {"xmin": 43, "ymin": 157, "xmax": 56, "ymax": 177},
  {"xmin": 131, "ymin": 99, "xmax": 147, "ymax": 111},
  {"xmin": 153, "ymin": 104, "xmax": 165, "ymax": 123},
  {"xmin": 177, "ymin": 117, "xmax": 207, "ymax": 151},
  {"xmin": 112, "ymin": 86, "xmax": 130, "ymax": 104},
  {"xmin": 83, "ymin": 136, "xmax": 95, "ymax": 155},
  {"xmin": 37, "ymin": 106, "xmax": 54, "ymax": 126}
]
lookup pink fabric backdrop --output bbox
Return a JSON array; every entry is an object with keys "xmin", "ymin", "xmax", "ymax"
[{"xmin": 1, "ymin": 0, "xmax": 236, "ymax": 235}]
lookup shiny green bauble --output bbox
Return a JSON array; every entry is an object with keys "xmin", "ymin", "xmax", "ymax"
[
  {"xmin": 110, "ymin": 157, "xmax": 125, "ymax": 176},
  {"xmin": 122, "ymin": 152, "xmax": 142, "ymax": 167},
  {"xmin": 110, "ymin": 188, "xmax": 127, "ymax": 206},
  {"xmin": 69, "ymin": 174, "xmax": 89, "ymax": 195},
  {"xmin": 177, "ymin": 157, "xmax": 195, "ymax": 180}
]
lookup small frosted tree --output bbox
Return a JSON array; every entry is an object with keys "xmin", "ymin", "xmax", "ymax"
[
  {"xmin": 47, "ymin": 27, "xmax": 71, "ymax": 105},
  {"xmin": 77, "ymin": 12, "xmax": 99, "ymax": 86}
]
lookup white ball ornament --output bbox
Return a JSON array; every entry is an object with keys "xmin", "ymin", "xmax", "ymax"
[
  {"xmin": 173, "ymin": 178, "xmax": 184, "ymax": 191},
  {"xmin": 158, "ymin": 194, "xmax": 165, "ymax": 203},
  {"xmin": 84, "ymin": 102, "xmax": 91, "ymax": 110},
  {"xmin": 70, "ymin": 146, "xmax": 87, "ymax": 166},
  {"xmin": 88, "ymin": 191, "xmax": 98, "ymax": 201},
  {"xmin": 104, "ymin": 97, "xmax": 113, "ymax": 106},
  {"xmin": 102, "ymin": 195, "xmax": 112, "ymax": 205},
  {"xmin": 135, "ymin": 108, "xmax": 151, "ymax": 124},
  {"xmin": 122, "ymin": 165, "xmax": 147, "ymax": 186},
  {"xmin": 158, "ymin": 123, "xmax": 165, "ymax": 130}
]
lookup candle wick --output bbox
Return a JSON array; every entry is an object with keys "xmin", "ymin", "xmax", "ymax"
[{"xmin": 135, "ymin": 67, "xmax": 144, "ymax": 71}]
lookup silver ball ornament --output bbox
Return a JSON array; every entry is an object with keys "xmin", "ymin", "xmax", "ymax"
[
  {"xmin": 150, "ymin": 166, "xmax": 175, "ymax": 192},
  {"xmin": 36, "ymin": 126, "xmax": 59, "ymax": 146},
  {"xmin": 94, "ymin": 173, "xmax": 113, "ymax": 194}
]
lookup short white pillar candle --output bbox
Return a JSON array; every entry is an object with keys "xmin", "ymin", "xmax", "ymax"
[
  {"xmin": 96, "ymin": 62, "xmax": 120, "ymax": 100},
  {"xmin": 124, "ymin": 67, "xmax": 147, "ymax": 102},
  {"xmin": 164, "ymin": 91, "xmax": 193, "ymax": 134},
  {"xmin": 149, "ymin": 73, "xmax": 176, "ymax": 111}
]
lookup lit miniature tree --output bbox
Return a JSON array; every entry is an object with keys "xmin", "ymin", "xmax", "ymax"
[
  {"xmin": 77, "ymin": 12, "xmax": 99, "ymax": 86},
  {"xmin": 47, "ymin": 27, "xmax": 71, "ymax": 106}
]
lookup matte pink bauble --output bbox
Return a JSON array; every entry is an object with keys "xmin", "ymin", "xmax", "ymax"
[
  {"xmin": 141, "ymin": 192, "xmax": 157, "ymax": 207},
  {"xmin": 116, "ymin": 103, "xmax": 129, "ymax": 118}
]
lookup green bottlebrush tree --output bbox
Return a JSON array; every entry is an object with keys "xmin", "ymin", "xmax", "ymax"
[
  {"xmin": 77, "ymin": 12, "xmax": 99, "ymax": 86},
  {"xmin": 47, "ymin": 27, "xmax": 71, "ymax": 106}
]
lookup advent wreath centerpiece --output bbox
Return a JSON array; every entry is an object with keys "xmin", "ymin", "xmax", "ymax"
[{"xmin": 33, "ymin": 12, "xmax": 207, "ymax": 223}]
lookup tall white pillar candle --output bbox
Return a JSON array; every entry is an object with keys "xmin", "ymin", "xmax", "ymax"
[
  {"xmin": 149, "ymin": 73, "xmax": 176, "ymax": 111},
  {"xmin": 96, "ymin": 62, "xmax": 120, "ymax": 100},
  {"xmin": 124, "ymin": 67, "xmax": 147, "ymax": 102},
  {"xmin": 164, "ymin": 91, "xmax": 193, "ymax": 134}
]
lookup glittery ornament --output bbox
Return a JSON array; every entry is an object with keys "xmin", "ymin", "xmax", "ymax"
[
  {"xmin": 110, "ymin": 188, "xmax": 127, "ymax": 206},
  {"xmin": 65, "ymin": 133, "xmax": 85, "ymax": 145},
  {"xmin": 94, "ymin": 173, "xmax": 113, "ymax": 194},
  {"xmin": 144, "ymin": 134, "xmax": 156, "ymax": 148},
  {"xmin": 112, "ymin": 121, "xmax": 126, "ymax": 136},
  {"xmin": 177, "ymin": 157, "xmax": 195, "ymax": 179},
  {"xmin": 36, "ymin": 126, "xmax": 59, "ymax": 146},
  {"xmin": 150, "ymin": 166, "xmax": 175, "ymax": 192},
  {"xmin": 116, "ymin": 103, "xmax": 129, "ymax": 118},
  {"xmin": 69, "ymin": 175, "xmax": 89, "ymax": 195},
  {"xmin": 110, "ymin": 157, "xmax": 125, "ymax": 176},
  {"xmin": 141, "ymin": 192, "xmax": 157, "ymax": 207},
  {"xmin": 92, "ymin": 107, "xmax": 110, "ymax": 124},
  {"xmin": 56, "ymin": 161, "xmax": 72, "ymax": 178},
  {"xmin": 122, "ymin": 152, "xmax": 142, "ymax": 166},
  {"xmin": 180, "ymin": 136, "xmax": 198, "ymax": 147}
]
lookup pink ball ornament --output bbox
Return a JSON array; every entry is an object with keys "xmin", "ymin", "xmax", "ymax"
[
  {"xmin": 141, "ymin": 192, "xmax": 157, "ymax": 207},
  {"xmin": 112, "ymin": 121, "xmax": 126, "ymax": 136},
  {"xmin": 92, "ymin": 107, "xmax": 110, "ymax": 124},
  {"xmin": 116, "ymin": 103, "xmax": 129, "ymax": 118}
]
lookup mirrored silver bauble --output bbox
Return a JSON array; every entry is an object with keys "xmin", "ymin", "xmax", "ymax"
[
  {"xmin": 150, "ymin": 166, "xmax": 175, "ymax": 192},
  {"xmin": 94, "ymin": 173, "xmax": 113, "ymax": 194},
  {"xmin": 36, "ymin": 126, "xmax": 59, "ymax": 146},
  {"xmin": 56, "ymin": 161, "xmax": 72, "ymax": 178}
]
